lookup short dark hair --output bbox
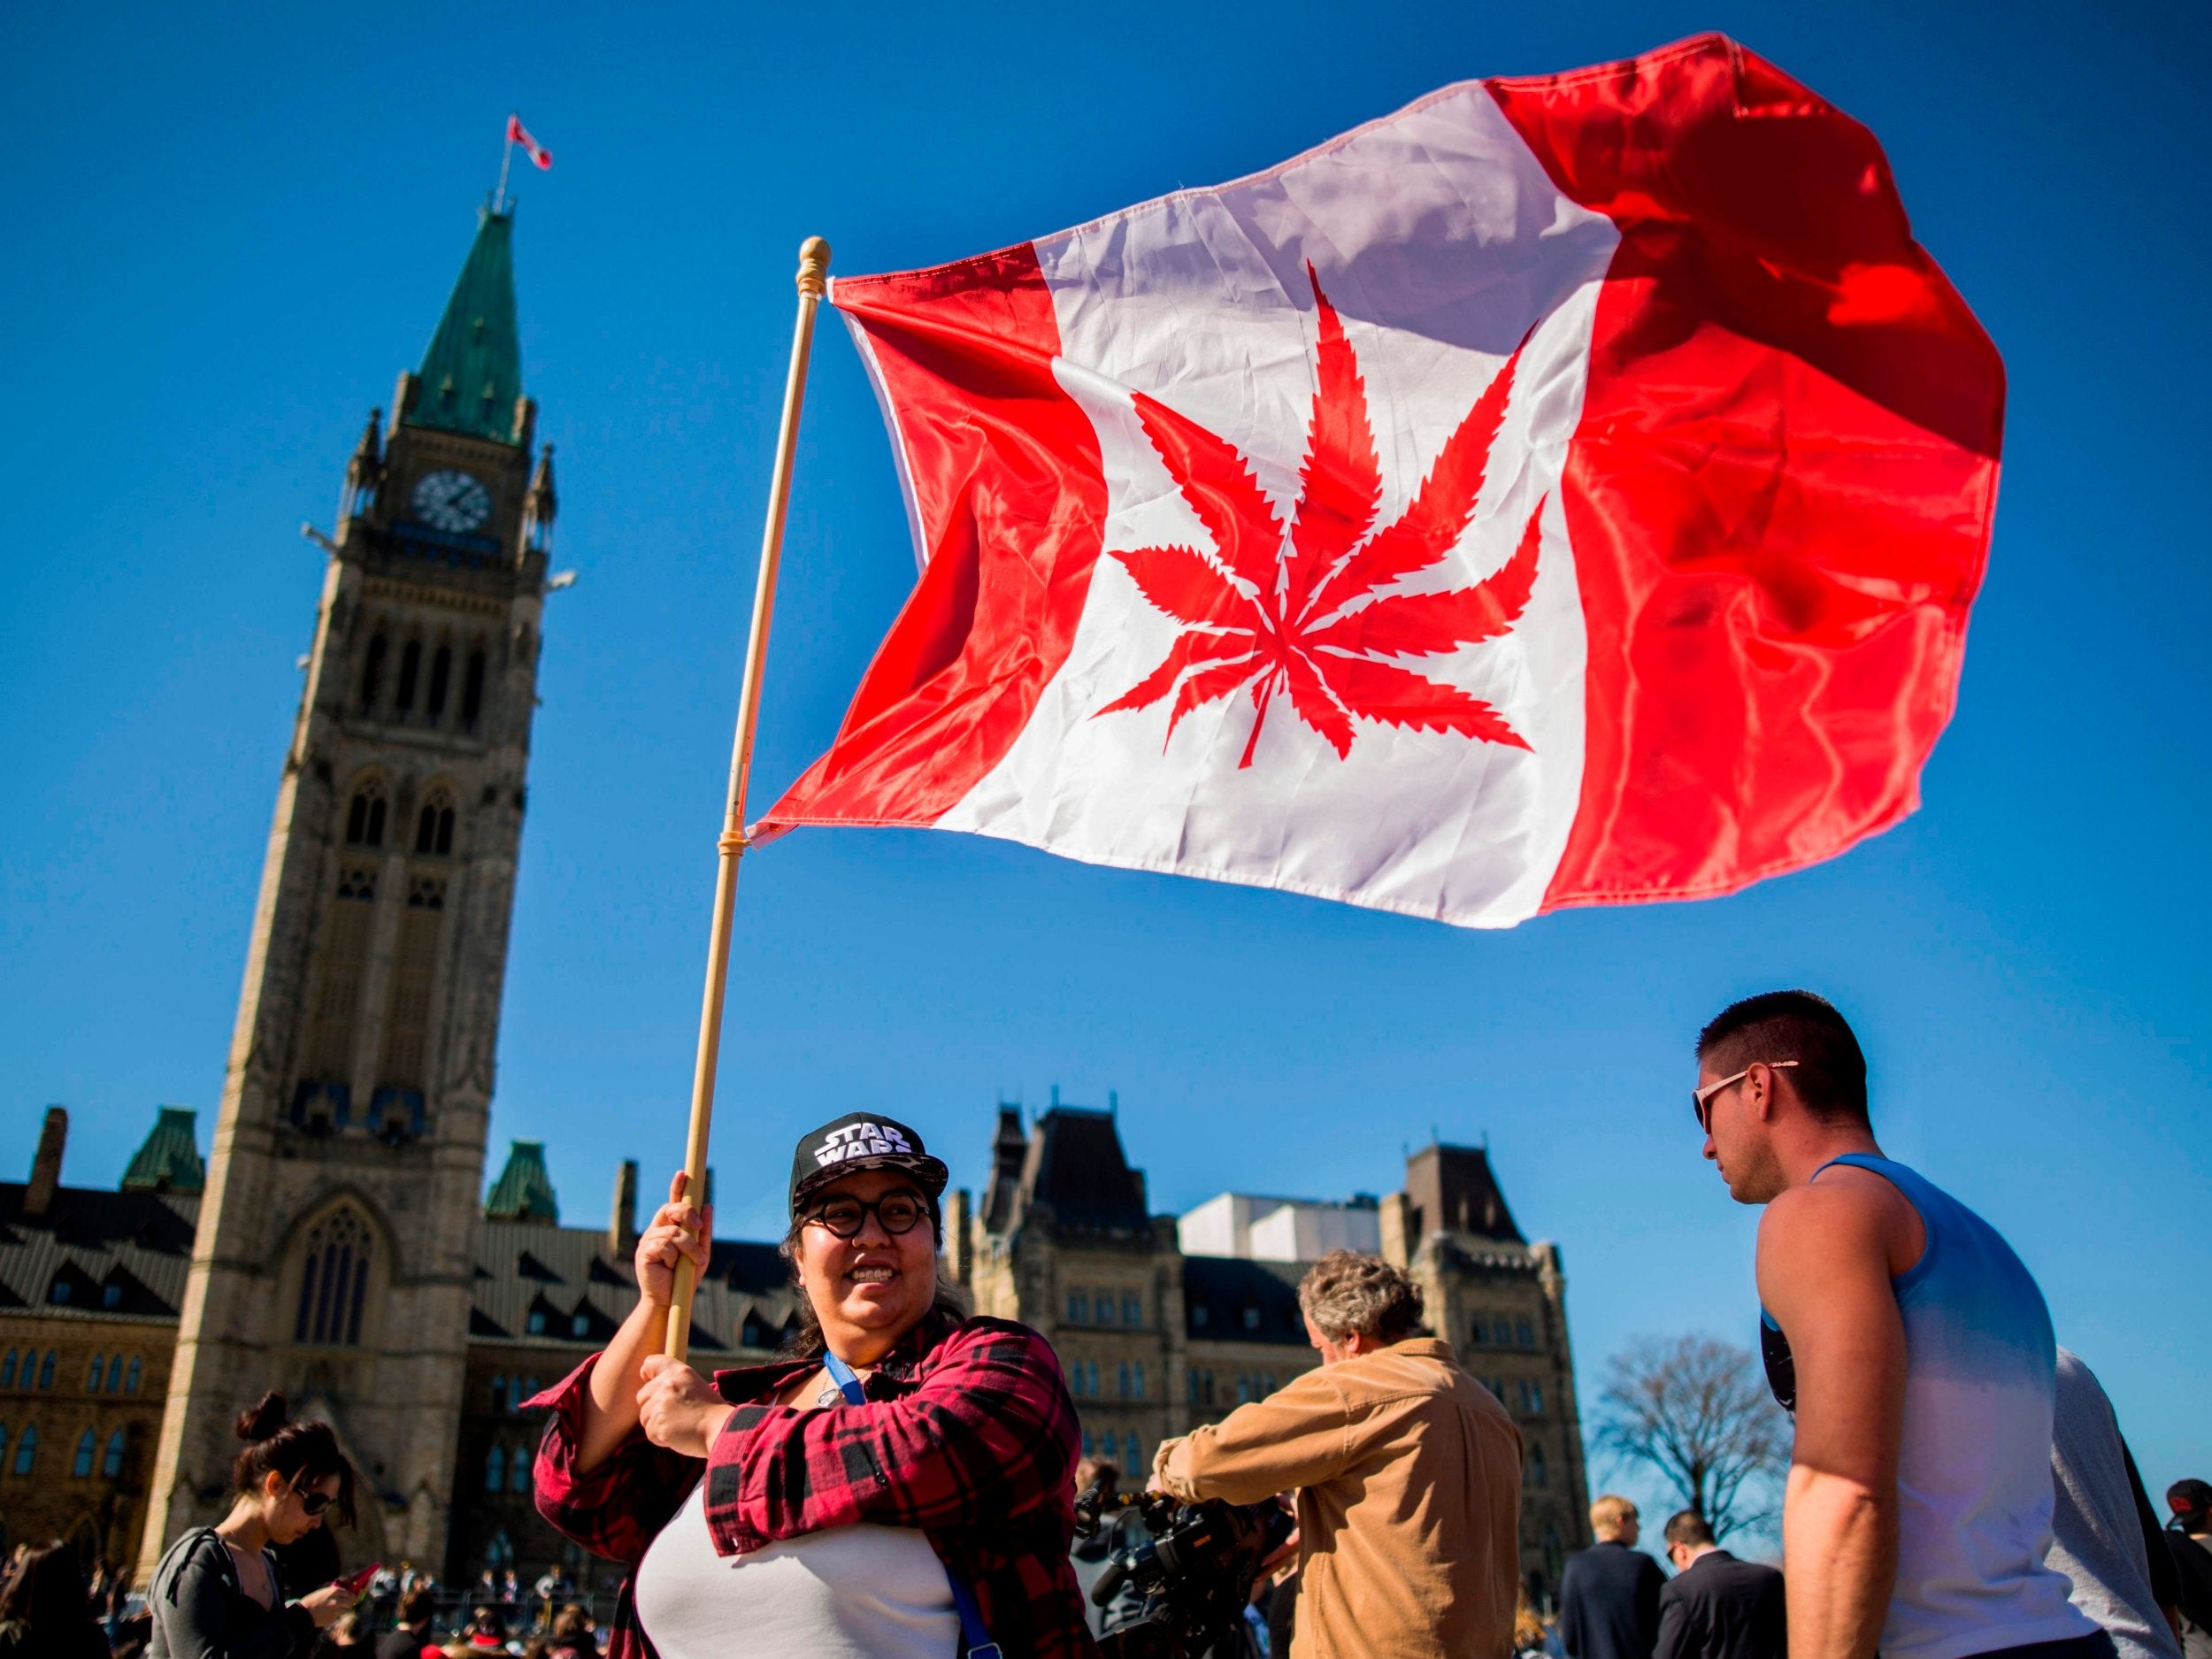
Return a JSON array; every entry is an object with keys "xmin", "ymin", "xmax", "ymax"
[
  {"xmin": 1697, "ymin": 990, "xmax": 1868, "ymax": 1124},
  {"xmin": 1663, "ymin": 1509, "xmax": 1717, "ymax": 1548}
]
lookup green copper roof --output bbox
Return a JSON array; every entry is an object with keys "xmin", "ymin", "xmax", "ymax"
[
  {"xmin": 486, "ymin": 1138, "xmax": 559, "ymax": 1223},
  {"xmin": 121, "ymin": 1107, "xmax": 206, "ymax": 1194},
  {"xmin": 410, "ymin": 208, "xmax": 523, "ymax": 442}
]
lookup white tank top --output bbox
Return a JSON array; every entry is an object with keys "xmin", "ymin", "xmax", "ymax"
[
  {"xmin": 634, "ymin": 1478, "xmax": 957, "ymax": 1659},
  {"xmin": 1763, "ymin": 1156, "xmax": 2096, "ymax": 1659}
]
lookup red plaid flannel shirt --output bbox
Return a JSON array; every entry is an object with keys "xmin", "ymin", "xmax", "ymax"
[{"xmin": 527, "ymin": 1310, "xmax": 1098, "ymax": 1659}]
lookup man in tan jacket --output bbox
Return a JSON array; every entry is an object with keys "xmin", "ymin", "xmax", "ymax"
[{"xmin": 1151, "ymin": 1249, "xmax": 1523, "ymax": 1659}]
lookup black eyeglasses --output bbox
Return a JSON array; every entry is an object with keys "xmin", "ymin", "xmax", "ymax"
[
  {"xmin": 804, "ymin": 1192, "xmax": 929, "ymax": 1239},
  {"xmin": 1693, "ymin": 1060, "xmax": 1798, "ymax": 1132},
  {"xmin": 298, "ymin": 1489, "xmax": 335, "ymax": 1517}
]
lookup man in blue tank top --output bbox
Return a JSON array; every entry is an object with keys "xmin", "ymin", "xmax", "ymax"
[{"xmin": 1691, "ymin": 990, "xmax": 2111, "ymax": 1659}]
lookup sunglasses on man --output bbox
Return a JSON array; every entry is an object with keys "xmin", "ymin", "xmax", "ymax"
[{"xmin": 1692, "ymin": 1060, "xmax": 1799, "ymax": 1133}]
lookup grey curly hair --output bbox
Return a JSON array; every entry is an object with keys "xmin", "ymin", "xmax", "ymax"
[{"xmin": 1297, "ymin": 1249, "xmax": 1425, "ymax": 1345}]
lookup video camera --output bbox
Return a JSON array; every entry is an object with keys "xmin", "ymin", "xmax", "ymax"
[{"xmin": 1073, "ymin": 1474, "xmax": 1294, "ymax": 1658}]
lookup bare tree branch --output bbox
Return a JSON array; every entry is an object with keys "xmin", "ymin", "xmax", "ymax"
[{"xmin": 1594, "ymin": 1333, "xmax": 1788, "ymax": 1542}]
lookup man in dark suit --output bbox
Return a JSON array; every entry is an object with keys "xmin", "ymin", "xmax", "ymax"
[
  {"xmin": 1563, "ymin": 1495, "xmax": 1669, "ymax": 1659},
  {"xmin": 1655, "ymin": 1509, "xmax": 1787, "ymax": 1659}
]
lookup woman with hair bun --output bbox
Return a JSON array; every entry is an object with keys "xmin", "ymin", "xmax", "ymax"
[{"xmin": 146, "ymin": 1391, "xmax": 360, "ymax": 1659}]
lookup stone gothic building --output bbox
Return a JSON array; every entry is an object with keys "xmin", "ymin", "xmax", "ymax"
[{"xmin": 0, "ymin": 195, "xmax": 1592, "ymax": 1604}]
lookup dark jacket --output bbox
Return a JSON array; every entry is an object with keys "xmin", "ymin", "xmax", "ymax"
[
  {"xmin": 1655, "ymin": 1549, "xmax": 1787, "ymax": 1659},
  {"xmin": 146, "ymin": 1528, "xmax": 318, "ymax": 1659},
  {"xmin": 1562, "ymin": 1540, "xmax": 1667, "ymax": 1659}
]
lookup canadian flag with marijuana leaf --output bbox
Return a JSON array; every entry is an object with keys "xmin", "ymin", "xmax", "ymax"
[{"xmin": 760, "ymin": 35, "xmax": 2003, "ymax": 927}]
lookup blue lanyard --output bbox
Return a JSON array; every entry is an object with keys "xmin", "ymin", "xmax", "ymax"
[{"xmin": 820, "ymin": 1350, "xmax": 1000, "ymax": 1659}]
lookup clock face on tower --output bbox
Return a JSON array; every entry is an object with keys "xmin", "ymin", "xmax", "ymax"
[{"xmin": 411, "ymin": 469, "xmax": 493, "ymax": 534}]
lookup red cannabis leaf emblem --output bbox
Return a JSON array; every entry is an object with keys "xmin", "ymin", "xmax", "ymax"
[{"xmin": 1095, "ymin": 267, "xmax": 1543, "ymax": 767}]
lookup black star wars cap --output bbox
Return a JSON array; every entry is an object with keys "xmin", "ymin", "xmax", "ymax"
[{"xmin": 787, "ymin": 1113, "xmax": 949, "ymax": 1217}]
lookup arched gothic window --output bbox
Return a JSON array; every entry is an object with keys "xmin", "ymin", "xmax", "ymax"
[
  {"xmin": 359, "ymin": 634, "xmax": 388, "ymax": 714},
  {"xmin": 125, "ymin": 1356, "xmax": 142, "ymax": 1394},
  {"xmin": 106, "ymin": 1354, "xmax": 123, "ymax": 1392},
  {"xmin": 510, "ymin": 1445, "xmax": 530, "ymax": 1494},
  {"xmin": 414, "ymin": 789, "xmax": 457, "ymax": 857},
  {"xmin": 87, "ymin": 1353, "xmax": 104, "ymax": 1392},
  {"xmin": 346, "ymin": 779, "xmax": 387, "ymax": 848},
  {"xmin": 73, "ymin": 1428, "xmax": 96, "ymax": 1478},
  {"xmin": 14, "ymin": 1424, "xmax": 37, "ymax": 1474},
  {"xmin": 104, "ymin": 1428, "xmax": 126, "ymax": 1479},
  {"xmin": 426, "ymin": 645, "xmax": 453, "ymax": 721},
  {"xmin": 395, "ymin": 640, "xmax": 422, "ymax": 715},
  {"xmin": 0, "ymin": 1424, "xmax": 8, "ymax": 1468},
  {"xmin": 37, "ymin": 1352, "xmax": 55, "ymax": 1390},
  {"xmin": 460, "ymin": 648, "xmax": 488, "ymax": 730},
  {"xmin": 1, "ymin": 1349, "xmax": 14, "ymax": 1387},
  {"xmin": 485, "ymin": 1443, "xmax": 506, "ymax": 1492},
  {"xmin": 293, "ymin": 1207, "xmax": 373, "ymax": 1347}
]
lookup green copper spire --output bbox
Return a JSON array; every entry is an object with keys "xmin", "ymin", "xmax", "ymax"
[
  {"xmin": 485, "ymin": 1138, "xmax": 559, "ymax": 1224},
  {"xmin": 410, "ymin": 208, "xmax": 523, "ymax": 442},
  {"xmin": 121, "ymin": 1106, "xmax": 206, "ymax": 1195}
]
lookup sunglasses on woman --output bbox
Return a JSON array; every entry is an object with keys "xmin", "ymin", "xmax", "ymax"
[
  {"xmin": 298, "ymin": 1488, "xmax": 334, "ymax": 1517},
  {"xmin": 804, "ymin": 1191, "xmax": 929, "ymax": 1239},
  {"xmin": 1692, "ymin": 1060, "xmax": 1798, "ymax": 1132}
]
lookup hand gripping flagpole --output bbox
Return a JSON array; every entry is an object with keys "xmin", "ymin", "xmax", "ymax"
[{"xmin": 664, "ymin": 235, "xmax": 831, "ymax": 1363}]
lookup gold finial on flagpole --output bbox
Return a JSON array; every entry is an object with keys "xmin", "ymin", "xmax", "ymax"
[
  {"xmin": 797, "ymin": 236, "xmax": 831, "ymax": 297},
  {"xmin": 664, "ymin": 236, "xmax": 831, "ymax": 1363}
]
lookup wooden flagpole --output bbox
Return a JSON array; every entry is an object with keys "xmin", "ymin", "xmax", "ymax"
[{"xmin": 664, "ymin": 235, "xmax": 831, "ymax": 1363}]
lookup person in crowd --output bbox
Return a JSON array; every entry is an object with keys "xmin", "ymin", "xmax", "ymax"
[
  {"xmin": 375, "ymin": 1585, "xmax": 440, "ymax": 1659},
  {"xmin": 2167, "ymin": 1482, "xmax": 2212, "ymax": 1659},
  {"xmin": 543, "ymin": 1604, "xmax": 599, "ymax": 1659},
  {"xmin": 530, "ymin": 1113, "xmax": 1093, "ymax": 1658},
  {"xmin": 464, "ymin": 1607, "xmax": 507, "ymax": 1652},
  {"xmin": 2046, "ymin": 1349, "xmax": 2181, "ymax": 1659},
  {"xmin": 326, "ymin": 1609, "xmax": 372, "ymax": 1653},
  {"xmin": 1517, "ymin": 1586, "xmax": 1555, "ymax": 1659},
  {"xmin": 531, "ymin": 1567, "xmax": 571, "ymax": 1630},
  {"xmin": 1068, "ymin": 1455, "xmax": 1133, "ymax": 1638},
  {"xmin": 1149, "ymin": 1248, "xmax": 1521, "ymax": 1659},
  {"xmin": 1691, "ymin": 989, "xmax": 2110, "ymax": 1659},
  {"xmin": 0, "ymin": 1540, "xmax": 110, "ymax": 1658},
  {"xmin": 1652, "ymin": 1510, "xmax": 1786, "ymax": 1659},
  {"xmin": 1562, "ymin": 1496, "xmax": 1666, "ymax": 1659},
  {"xmin": 146, "ymin": 1392, "xmax": 358, "ymax": 1659}
]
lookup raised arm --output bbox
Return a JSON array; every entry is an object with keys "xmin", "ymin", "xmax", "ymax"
[
  {"xmin": 525, "ymin": 1171, "xmax": 716, "ymax": 1565},
  {"xmin": 576, "ymin": 1170, "xmax": 712, "ymax": 1472},
  {"xmin": 1759, "ymin": 1175, "xmax": 1910, "ymax": 1659}
]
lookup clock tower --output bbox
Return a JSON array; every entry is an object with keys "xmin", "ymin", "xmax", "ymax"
[{"xmin": 141, "ymin": 206, "xmax": 558, "ymax": 1572}]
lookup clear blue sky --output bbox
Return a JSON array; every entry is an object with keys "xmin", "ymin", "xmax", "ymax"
[{"xmin": 4, "ymin": 0, "xmax": 2205, "ymax": 1525}]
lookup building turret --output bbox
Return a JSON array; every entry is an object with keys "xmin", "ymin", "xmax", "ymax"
[
  {"xmin": 524, "ymin": 443, "xmax": 557, "ymax": 554},
  {"xmin": 121, "ymin": 1108, "xmax": 207, "ymax": 1195},
  {"xmin": 486, "ymin": 1140, "xmax": 560, "ymax": 1225},
  {"xmin": 340, "ymin": 408, "xmax": 383, "ymax": 523}
]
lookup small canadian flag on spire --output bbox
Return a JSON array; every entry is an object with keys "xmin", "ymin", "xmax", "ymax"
[{"xmin": 506, "ymin": 113, "xmax": 551, "ymax": 170}]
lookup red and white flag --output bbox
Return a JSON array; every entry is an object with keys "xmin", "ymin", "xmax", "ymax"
[
  {"xmin": 507, "ymin": 113, "xmax": 552, "ymax": 170},
  {"xmin": 760, "ymin": 35, "xmax": 2002, "ymax": 927}
]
